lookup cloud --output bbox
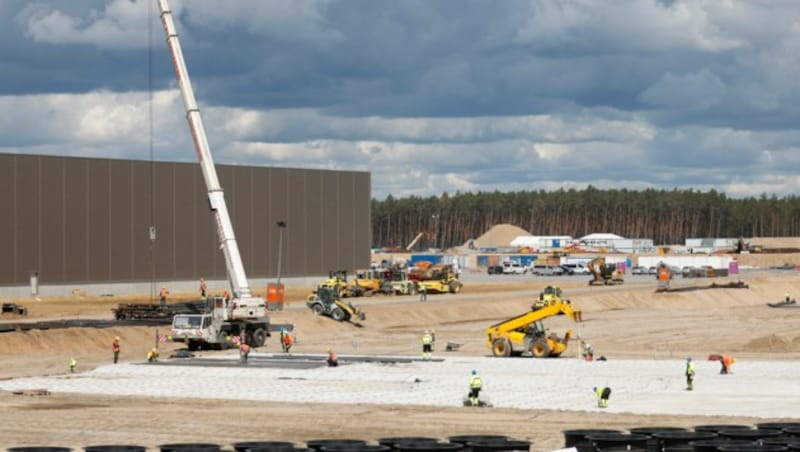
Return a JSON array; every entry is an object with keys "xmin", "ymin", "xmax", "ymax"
[
  {"xmin": 18, "ymin": 0, "xmax": 152, "ymax": 49},
  {"xmin": 1, "ymin": 1, "xmax": 800, "ymax": 200}
]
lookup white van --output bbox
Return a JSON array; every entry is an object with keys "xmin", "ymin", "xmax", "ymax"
[
  {"xmin": 502, "ymin": 261, "xmax": 528, "ymax": 275},
  {"xmin": 530, "ymin": 264, "xmax": 565, "ymax": 276}
]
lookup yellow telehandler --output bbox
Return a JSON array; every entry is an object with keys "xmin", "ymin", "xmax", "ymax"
[{"xmin": 486, "ymin": 287, "xmax": 582, "ymax": 358}]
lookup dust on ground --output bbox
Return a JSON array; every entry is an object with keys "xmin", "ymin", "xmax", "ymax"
[{"xmin": 1, "ymin": 271, "xmax": 799, "ymax": 449}]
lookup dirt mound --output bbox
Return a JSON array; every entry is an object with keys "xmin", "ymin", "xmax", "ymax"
[
  {"xmin": 475, "ymin": 224, "xmax": 530, "ymax": 248},
  {"xmin": 742, "ymin": 334, "xmax": 792, "ymax": 352}
]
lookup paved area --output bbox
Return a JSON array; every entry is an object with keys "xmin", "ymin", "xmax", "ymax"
[{"xmin": 1, "ymin": 353, "xmax": 798, "ymax": 418}]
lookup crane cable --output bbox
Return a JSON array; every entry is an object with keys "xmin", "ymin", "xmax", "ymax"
[{"xmin": 148, "ymin": 0, "xmax": 156, "ymax": 305}]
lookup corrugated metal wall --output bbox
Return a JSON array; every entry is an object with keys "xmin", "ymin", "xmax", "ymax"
[{"xmin": 0, "ymin": 154, "xmax": 371, "ymax": 285}]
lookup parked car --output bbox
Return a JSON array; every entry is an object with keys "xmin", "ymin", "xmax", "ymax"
[
  {"xmin": 530, "ymin": 264, "xmax": 565, "ymax": 276},
  {"xmin": 559, "ymin": 265, "xmax": 574, "ymax": 275},
  {"xmin": 502, "ymin": 261, "xmax": 528, "ymax": 275},
  {"xmin": 647, "ymin": 266, "xmax": 658, "ymax": 275},
  {"xmin": 631, "ymin": 265, "xmax": 647, "ymax": 275},
  {"xmin": 562, "ymin": 263, "xmax": 591, "ymax": 275},
  {"xmin": 487, "ymin": 265, "xmax": 504, "ymax": 275}
]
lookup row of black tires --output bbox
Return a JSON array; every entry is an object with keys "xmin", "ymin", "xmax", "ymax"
[
  {"xmin": 564, "ymin": 422, "xmax": 800, "ymax": 452},
  {"xmin": 5, "ymin": 435, "xmax": 529, "ymax": 452}
]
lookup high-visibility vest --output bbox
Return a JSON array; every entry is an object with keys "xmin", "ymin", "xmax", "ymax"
[
  {"xmin": 112, "ymin": 340, "xmax": 120, "ymax": 352},
  {"xmin": 470, "ymin": 375, "xmax": 483, "ymax": 389},
  {"xmin": 422, "ymin": 334, "xmax": 432, "ymax": 345},
  {"xmin": 686, "ymin": 362, "xmax": 695, "ymax": 376}
]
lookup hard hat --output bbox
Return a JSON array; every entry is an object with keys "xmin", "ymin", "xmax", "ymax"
[
  {"xmin": 686, "ymin": 357, "xmax": 692, "ymax": 361},
  {"xmin": 115, "ymin": 336, "xmax": 120, "ymax": 340},
  {"xmin": 471, "ymin": 369, "xmax": 477, "ymax": 375}
]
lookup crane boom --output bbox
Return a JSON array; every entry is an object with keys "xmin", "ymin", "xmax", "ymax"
[{"xmin": 158, "ymin": 0, "xmax": 264, "ymax": 319}]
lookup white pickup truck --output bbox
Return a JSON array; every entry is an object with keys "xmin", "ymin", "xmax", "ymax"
[{"xmin": 502, "ymin": 261, "xmax": 528, "ymax": 275}]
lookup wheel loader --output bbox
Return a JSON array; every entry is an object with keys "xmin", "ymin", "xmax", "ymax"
[
  {"xmin": 306, "ymin": 287, "xmax": 366, "ymax": 322},
  {"xmin": 486, "ymin": 288, "xmax": 582, "ymax": 358},
  {"xmin": 353, "ymin": 269, "xmax": 392, "ymax": 296}
]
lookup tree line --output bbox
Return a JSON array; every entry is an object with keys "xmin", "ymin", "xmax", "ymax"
[{"xmin": 371, "ymin": 187, "xmax": 800, "ymax": 248}]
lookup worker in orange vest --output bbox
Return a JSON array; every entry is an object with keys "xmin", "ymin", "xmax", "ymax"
[
  {"xmin": 159, "ymin": 287, "xmax": 169, "ymax": 306},
  {"xmin": 111, "ymin": 336, "xmax": 121, "ymax": 364},
  {"xmin": 239, "ymin": 342, "xmax": 251, "ymax": 364},
  {"xmin": 282, "ymin": 332, "xmax": 294, "ymax": 354},
  {"xmin": 199, "ymin": 278, "xmax": 207, "ymax": 298},
  {"xmin": 223, "ymin": 290, "xmax": 231, "ymax": 302},
  {"xmin": 327, "ymin": 349, "xmax": 338, "ymax": 367},
  {"xmin": 720, "ymin": 355, "xmax": 736, "ymax": 374}
]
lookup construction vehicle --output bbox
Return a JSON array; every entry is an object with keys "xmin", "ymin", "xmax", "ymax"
[
  {"xmin": 353, "ymin": 269, "xmax": 393, "ymax": 296},
  {"xmin": 410, "ymin": 263, "xmax": 463, "ymax": 294},
  {"xmin": 486, "ymin": 287, "xmax": 582, "ymax": 358},
  {"xmin": 311, "ymin": 270, "xmax": 365, "ymax": 299},
  {"xmin": 159, "ymin": 0, "xmax": 269, "ymax": 350},
  {"xmin": 382, "ymin": 267, "xmax": 418, "ymax": 295},
  {"xmin": 306, "ymin": 287, "xmax": 366, "ymax": 322},
  {"xmin": 587, "ymin": 256, "xmax": 624, "ymax": 286}
]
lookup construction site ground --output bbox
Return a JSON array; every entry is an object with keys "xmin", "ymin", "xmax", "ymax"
[{"xmin": 1, "ymin": 269, "xmax": 799, "ymax": 450}]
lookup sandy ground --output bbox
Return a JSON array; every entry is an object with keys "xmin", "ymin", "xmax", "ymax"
[{"xmin": 1, "ymin": 270, "xmax": 799, "ymax": 450}]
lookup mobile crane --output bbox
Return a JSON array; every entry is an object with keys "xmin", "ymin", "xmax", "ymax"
[
  {"xmin": 486, "ymin": 287, "xmax": 582, "ymax": 358},
  {"xmin": 159, "ymin": 0, "xmax": 269, "ymax": 350}
]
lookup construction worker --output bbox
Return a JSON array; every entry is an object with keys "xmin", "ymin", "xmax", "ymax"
[
  {"xmin": 69, "ymin": 357, "xmax": 77, "ymax": 373},
  {"xmin": 582, "ymin": 342, "xmax": 594, "ymax": 361},
  {"xmin": 594, "ymin": 386, "xmax": 611, "ymax": 408},
  {"xmin": 468, "ymin": 369, "xmax": 483, "ymax": 407},
  {"xmin": 239, "ymin": 342, "xmax": 251, "ymax": 364},
  {"xmin": 223, "ymin": 290, "xmax": 231, "ymax": 302},
  {"xmin": 282, "ymin": 332, "xmax": 294, "ymax": 354},
  {"xmin": 419, "ymin": 284, "xmax": 427, "ymax": 302},
  {"xmin": 111, "ymin": 336, "xmax": 121, "ymax": 364},
  {"xmin": 786, "ymin": 290, "xmax": 792, "ymax": 303},
  {"xmin": 720, "ymin": 355, "xmax": 736, "ymax": 374},
  {"xmin": 421, "ymin": 329, "xmax": 433, "ymax": 360},
  {"xmin": 685, "ymin": 357, "xmax": 695, "ymax": 390},
  {"xmin": 147, "ymin": 348, "xmax": 159, "ymax": 363},
  {"xmin": 159, "ymin": 287, "xmax": 169, "ymax": 306},
  {"xmin": 327, "ymin": 349, "xmax": 339, "ymax": 367},
  {"xmin": 199, "ymin": 278, "xmax": 207, "ymax": 298}
]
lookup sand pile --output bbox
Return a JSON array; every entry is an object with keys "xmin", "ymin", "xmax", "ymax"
[{"xmin": 474, "ymin": 224, "xmax": 530, "ymax": 248}]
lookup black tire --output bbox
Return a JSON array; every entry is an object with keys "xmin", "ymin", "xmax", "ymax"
[
  {"xmin": 532, "ymin": 339, "xmax": 550, "ymax": 358},
  {"xmin": 332, "ymin": 308, "xmax": 346, "ymax": 321},
  {"xmin": 449, "ymin": 281, "xmax": 462, "ymax": 294},
  {"xmin": 492, "ymin": 338, "xmax": 511, "ymax": 357},
  {"xmin": 311, "ymin": 303, "xmax": 325, "ymax": 315},
  {"xmin": 187, "ymin": 341, "xmax": 199, "ymax": 351},
  {"xmin": 251, "ymin": 328, "xmax": 266, "ymax": 347}
]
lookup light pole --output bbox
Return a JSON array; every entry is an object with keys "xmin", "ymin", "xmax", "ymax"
[{"xmin": 276, "ymin": 221, "xmax": 286, "ymax": 285}]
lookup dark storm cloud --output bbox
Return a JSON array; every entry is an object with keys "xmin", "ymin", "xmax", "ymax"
[{"xmin": 1, "ymin": 0, "xmax": 799, "ymax": 199}]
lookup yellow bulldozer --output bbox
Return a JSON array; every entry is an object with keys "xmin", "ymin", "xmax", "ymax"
[
  {"xmin": 486, "ymin": 286, "xmax": 582, "ymax": 358},
  {"xmin": 310, "ymin": 270, "xmax": 365, "ymax": 299}
]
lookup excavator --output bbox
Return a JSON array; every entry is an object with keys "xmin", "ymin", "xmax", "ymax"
[
  {"xmin": 587, "ymin": 256, "xmax": 624, "ymax": 286},
  {"xmin": 486, "ymin": 286, "xmax": 582, "ymax": 358}
]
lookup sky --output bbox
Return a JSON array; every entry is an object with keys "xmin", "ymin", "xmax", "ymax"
[{"xmin": 1, "ymin": 0, "xmax": 799, "ymax": 200}]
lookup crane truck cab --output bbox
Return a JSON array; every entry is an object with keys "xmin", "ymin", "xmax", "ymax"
[
  {"xmin": 486, "ymin": 295, "xmax": 582, "ymax": 358},
  {"xmin": 171, "ymin": 296, "xmax": 269, "ymax": 351}
]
